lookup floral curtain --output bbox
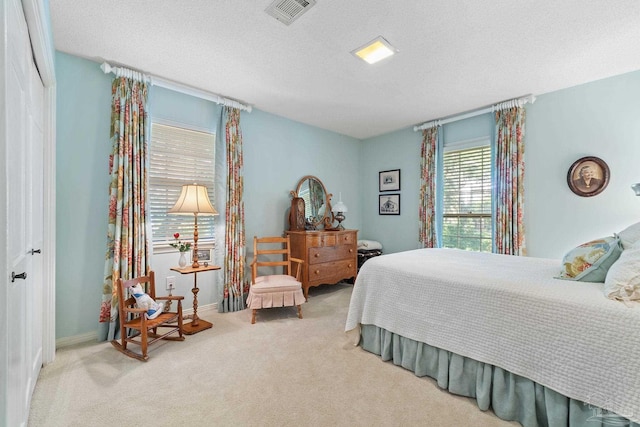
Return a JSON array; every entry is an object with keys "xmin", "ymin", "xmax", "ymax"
[
  {"xmin": 494, "ymin": 106, "xmax": 526, "ymax": 255},
  {"xmin": 219, "ymin": 107, "xmax": 246, "ymax": 312},
  {"xmin": 419, "ymin": 126, "xmax": 439, "ymax": 247},
  {"xmin": 98, "ymin": 75, "xmax": 150, "ymax": 341}
]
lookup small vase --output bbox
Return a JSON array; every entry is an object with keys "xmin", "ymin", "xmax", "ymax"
[{"xmin": 178, "ymin": 252, "xmax": 188, "ymax": 268}]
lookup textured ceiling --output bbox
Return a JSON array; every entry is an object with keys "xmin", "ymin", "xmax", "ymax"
[{"xmin": 50, "ymin": 0, "xmax": 640, "ymax": 139}]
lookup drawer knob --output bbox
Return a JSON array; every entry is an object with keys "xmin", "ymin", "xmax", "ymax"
[
  {"xmin": 314, "ymin": 253, "xmax": 320, "ymax": 258},
  {"xmin": 314, "ymin": 270, "xmax": 320, "ymax": 275},
  {"xmin": 349, "ymin": 249, "xmax": 353, "ymax": 253},
  {"xmin": 348, "ymin": 264, "xmax": 353, "ymax": 268}
]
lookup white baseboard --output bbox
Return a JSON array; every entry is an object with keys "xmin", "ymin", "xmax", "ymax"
[
  {"xmin": 55, "ymin": 302, "xmax": 218, "ymax": 349},
  {"xmin": 56, "ymin": 331, "xmax": 97, "ymax": 349}
]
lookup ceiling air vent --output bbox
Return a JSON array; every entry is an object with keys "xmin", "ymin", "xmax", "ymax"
[{"xmin": 265, "ymin": 0, "xmax": 317, "ymax": 25}]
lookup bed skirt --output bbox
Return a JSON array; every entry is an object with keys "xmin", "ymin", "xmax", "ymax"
[{"xmin": 360, "ymin": 324, "xmax": 638, "ymax": 427}]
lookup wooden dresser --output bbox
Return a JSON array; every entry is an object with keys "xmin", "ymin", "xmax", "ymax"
[{"xmin": 286, "ymin": 229, "xmax": 358, "ymax": 299}]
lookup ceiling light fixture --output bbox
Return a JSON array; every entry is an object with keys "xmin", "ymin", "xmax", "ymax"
[{"xmin": 351, "ymin": 36, "xmax": 397, "ymax": 65}]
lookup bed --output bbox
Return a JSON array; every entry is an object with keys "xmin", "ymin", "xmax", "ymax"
[{"xmin": 345, "ymin": 248, "xmax": 640, "ymax": 427}]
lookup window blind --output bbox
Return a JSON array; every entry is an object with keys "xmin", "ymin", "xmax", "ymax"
[
  {"xmin": 149, "ymin": 122, "xmax": 216, "ymax": 246},
  {"xmin": 442, "ymin": 143, "xmax": 492, "ymax": 252}
]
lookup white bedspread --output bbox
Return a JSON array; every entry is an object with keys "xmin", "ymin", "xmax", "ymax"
[{"xmin": 345, "ymin": 248, "xmax": 640, "ymax": 422}]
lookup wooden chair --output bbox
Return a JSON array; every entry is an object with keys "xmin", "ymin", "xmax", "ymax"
[
  {"xmin": 111, "ymin": 271, "xmax": 185, "ymax": 361},
  {"xmin": 246, "ymin": 236, "xmax": 305, "ymax": 324}
]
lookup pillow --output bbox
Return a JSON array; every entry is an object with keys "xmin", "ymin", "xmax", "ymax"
[
  {"xmin": 604, "ymin": 240, "xmax": 640, "ymax": 303},
  {"xmin": 617, "ymin": 221, "xmax": 640, "ymax": 249},
  {"xmin": 557, "ymin": 235, "xmax": 623, "ymax": 282}
]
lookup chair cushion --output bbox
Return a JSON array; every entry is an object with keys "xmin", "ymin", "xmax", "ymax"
[
  {"xmin": 247, "ymin": 275, "xmax": 305, "ymax": 309},
  {"xmin": 251, "ymin": 275, "xmax": 302, "ymax": 294},
  {"xmin": 254, "ymin": 274, "xmax": 298, "ymax": 284}
]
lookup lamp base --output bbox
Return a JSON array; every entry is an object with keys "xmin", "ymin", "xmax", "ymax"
[
  {"xmin": 182, "ymin": 319, "xmax": 213, "ymax": 335},
  {"xmin": 334, "ymin": 212, "xmax": 346, "ymax": 230}
]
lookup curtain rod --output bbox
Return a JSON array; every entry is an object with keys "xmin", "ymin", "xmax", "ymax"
[
  {"xmin": 413, "ymin": 94, "xmax": 535, "ymax": 131},
  {"xmin": 100, "ymin": 62, "xmax": 252, "ymax": 112}
]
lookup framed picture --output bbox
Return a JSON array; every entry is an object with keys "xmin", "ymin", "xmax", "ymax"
[
  {"xmin": 567, "ymin": 156, "xmax": 610, "ymax": 197},
  {"xmin": 379, "ymin": 169, "xmax": 400, "ymax": 192},
  {"xmin": 379, "ymin": 194, "xmax": 400, "ymax": 215},
  {"xmin": 191, "ymin": 248, "xmax": 212, "ymax": 263}
]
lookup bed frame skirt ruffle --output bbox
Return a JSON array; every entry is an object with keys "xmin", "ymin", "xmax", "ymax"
[{"xmin": 360, "ymin": 324, "xmax": 638, "ymax": 427}]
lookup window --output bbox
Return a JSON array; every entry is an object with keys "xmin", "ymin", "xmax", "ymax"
[
  {"xmin": 149, "ymin": 122, "xmax": 216, "ymax": 247},
  {"xmin": 441, "ymin": 138, "xmax": 492, "ymax": 252}
]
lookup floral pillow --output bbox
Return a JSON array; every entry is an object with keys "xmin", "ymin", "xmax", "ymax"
[
  {"xmin": 604, "ymin": 240, "xmax": 640, "ymax": 304},
  {"xmin": 557, "ymin": 235, "xmax": 623, "ymax": 282}
]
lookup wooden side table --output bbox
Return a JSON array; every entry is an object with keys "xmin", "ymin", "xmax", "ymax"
[{"xmin": 170, "ymin": 264, "xmax": 221, "ymax": 335}]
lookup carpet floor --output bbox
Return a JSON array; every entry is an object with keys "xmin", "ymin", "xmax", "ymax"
[{"xmin": 28, "ymin": 283, "xmax": 517, "ymax": 427}]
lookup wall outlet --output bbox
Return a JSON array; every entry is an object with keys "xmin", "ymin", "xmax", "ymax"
[{"xmin": 166, "ymin": 276, "xmax": 176, "ymax": 291}]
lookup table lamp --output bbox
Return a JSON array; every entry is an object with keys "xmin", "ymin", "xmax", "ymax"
[
  {"xmin": 169, "ymin": 184, "xmax": 218, "ymax": 268},
  {"xmin": 331, "ymin": 192, "xmax": 348, "ymax": 230}
]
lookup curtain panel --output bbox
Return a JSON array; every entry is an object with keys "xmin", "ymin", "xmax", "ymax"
[
  {"xmin": 98, "ymin": 76, "xmax": 150, "ymax": 341},
  {"xmin": 219, "ymin": 107, "xmax": 247, "ymax": 312},
  {"xmin": 419, "ymin": 127, "xmax": 439, "ymax": 248},
  {"xmin": 494, "ymin": 107, "xmax": 526, "ymax": 255}
]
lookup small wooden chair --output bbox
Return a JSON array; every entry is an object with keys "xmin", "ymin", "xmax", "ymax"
[
  {"xmin": 246, "ymin": 236, "xmax": 305, "ymax": 324},
  {"xmin": 111, "ymin": 271, "xmax": 185, "ymax": 361}
]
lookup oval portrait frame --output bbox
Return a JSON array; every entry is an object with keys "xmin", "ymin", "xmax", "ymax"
[{"xmin": 567, "ymin": 156, "xmax": 610, "ymax": 197}]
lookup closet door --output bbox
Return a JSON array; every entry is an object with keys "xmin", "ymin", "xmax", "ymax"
[{"xmin": 4, "ymin": 0, "xmax": 44, "ymax": 424}]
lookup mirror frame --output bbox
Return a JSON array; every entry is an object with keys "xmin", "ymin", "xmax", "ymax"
[{"xmin": 290, "ymin": 175, "xmax": 333, "ymax": 230}]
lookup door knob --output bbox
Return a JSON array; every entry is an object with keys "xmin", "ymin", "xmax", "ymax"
[
  {"xmin": 30, "ymin": 248, "xmax": 41, "ymax": 255},
  {"xmin": 12, "ymin": 272, "xmax": 27, "ymax": 282}
]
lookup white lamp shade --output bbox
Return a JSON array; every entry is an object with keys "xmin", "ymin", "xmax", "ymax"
[
  {"xmin": 331, "ymin": 192, "xmax": 349, "ymax": 212},
  {"xmin": 332, "ymin": 192, "xmax": 348, "ymax": 213},
  {"xmin": 168, "ymin": 184, "xmax": 218, "ymax": 215},
  {"xmin": 332, "ymin": 201, "xmax": 348, "ymax": 213}
]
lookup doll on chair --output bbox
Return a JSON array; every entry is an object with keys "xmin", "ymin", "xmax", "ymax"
[{"xmin": 129, "ymin": 283, "xmax": 164, "ymax": 320}]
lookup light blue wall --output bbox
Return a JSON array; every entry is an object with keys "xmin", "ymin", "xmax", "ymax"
[
  {"xmin": 358, "ymin": 113, "xmax": 493, "ymax": 254},
  {"xmin": 360, "ymin": 70, "xmax": 640, "ymax": 259},
  {"xmin": 55, "ymin": 52, "xmax": 360, "ymax": 340},
  {"xmin": 525, "ymin": 71, "xmax": 640, "ymax": 258},
  {"xmin": 56, "ymin": 53, "xmax": 112, "ymax": 340}
]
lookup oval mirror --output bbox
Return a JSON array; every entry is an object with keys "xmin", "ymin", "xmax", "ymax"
[{"xmin": 290, "ymin": 175, "xmax": 332, "ymax": 230}]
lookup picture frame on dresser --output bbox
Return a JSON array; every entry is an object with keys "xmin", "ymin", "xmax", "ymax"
[{"xmin": 379, "ymin": 169, "xmax": 400, "ymax": 192}]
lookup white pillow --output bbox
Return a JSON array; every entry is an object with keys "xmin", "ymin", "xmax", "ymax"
[
  {"xmin": 604, "ymin": 240, "xmax": 640, "ymax": 304},
  {"xmin": 617, "ymin": 221, "xmax": 640, "ymax": 249}
]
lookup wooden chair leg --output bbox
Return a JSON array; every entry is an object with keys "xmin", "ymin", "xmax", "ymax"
[
  {"xmin": 297, "ymin": 305, "xmax": 303, "ymax": 319},
  {"xmin": 141, "ymin": 327, "xmax": 148, "ymax": 360},
  {"xmin": 251, "ymin": 309, "xmax": 257, "ymax": 324}
]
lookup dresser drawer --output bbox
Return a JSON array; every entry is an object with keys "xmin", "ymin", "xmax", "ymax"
[
  {"xmin": 336, "ymin": 232, "xmax": 355, "ymax": 245},
  {"xmin": 308, "ymin": 244, "xmax": 356, "ymax": 265},
  {"xmin": 307, "ymin": 259, "xmax": 357, "ymax": 284}
]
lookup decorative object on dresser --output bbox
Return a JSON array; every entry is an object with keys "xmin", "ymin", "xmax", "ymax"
[
  {"xmin": 289, "ymin": 196, "xmax": 306, "ymax": 231},
  {"xmin": 566, "ymin": 156, "xmax": 609, "ymax": 197},
  {"xmin": 289, "ymin": 175, "xmax": 333, "ymax": 230},
  {"xmin": 168, "ymin": 183, "xmax": 218, "ymax": 268},
  {"xmin": 331, "ymin": 192, "xmax": 348, "ymax": 230},
  {"xmin": 287, "ymin": 229, "xmax": 357, "ymax": 299}
]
